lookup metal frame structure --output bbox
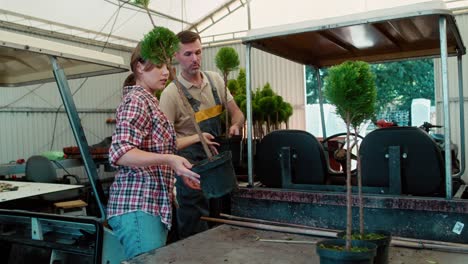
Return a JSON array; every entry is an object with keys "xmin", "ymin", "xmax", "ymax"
[
  {"xmin": 242, "ymin": 1, "xmax": 466, "ymax": 199},
  {"xmin": 235, "ymin": 1, "xmax": 468, "ymax": 243}
]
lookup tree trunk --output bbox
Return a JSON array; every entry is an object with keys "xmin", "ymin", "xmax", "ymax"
[
  {"xmin": 345, "ymin": 113, "xmax": 352, "ymax": 251},
  {"xmin": 224, "ymin": 73, "xmax": 229, "ymax": 138},
  {"xmin": 354, "ymin": 127, "xmax": 364, "ymax": 236}
]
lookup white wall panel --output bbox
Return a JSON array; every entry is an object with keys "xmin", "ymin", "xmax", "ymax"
[{"xmin": 0, "ymin": 31, "xmax": 130, "ymax": 181}]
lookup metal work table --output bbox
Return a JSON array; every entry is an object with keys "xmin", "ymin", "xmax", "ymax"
[
  {"xmin": 125, "ymin": 225, "xmax": 467, "ymax": 264},
  {"xmin": 0, "ymin": 180, "xmax": 82, "ymax": 202},
  {"xmin": 0, "ymin": 159, "xmax": 83, "ymax": 175}
]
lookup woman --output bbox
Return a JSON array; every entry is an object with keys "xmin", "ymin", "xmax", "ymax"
[{"xmin": 108, "ymin": 43, "xmax": 217, "ymax": 259}]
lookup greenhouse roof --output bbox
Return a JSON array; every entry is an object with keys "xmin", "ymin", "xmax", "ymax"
[{"xmin": 0, "ymin": 29, "xmax": 129, "ymax": 87}]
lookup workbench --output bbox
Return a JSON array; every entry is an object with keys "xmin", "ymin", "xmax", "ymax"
[
  {"xmin": 125, "ymin": 225, "xmax": 467, "ymax": 264},
  {"xmin": 0, "ymin": 159, "xmax": 82, "ymax": 175},
  {"xmin": 0, "ymin": 180, "xmax": 82, "ymax": 202}
]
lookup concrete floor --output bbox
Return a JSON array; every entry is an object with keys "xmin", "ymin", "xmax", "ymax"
[{"xmin": 125, "ymin": 225, "xmax": 467, "ymax": 264}]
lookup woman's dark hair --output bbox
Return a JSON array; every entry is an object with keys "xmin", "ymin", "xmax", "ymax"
[
  {"xmin": 129, "ymin": 42, "xmax": 155, "ymax": 78},
  {"xmin": 123, "ymin": 73, "xmax": 136, "ymax": 87}
]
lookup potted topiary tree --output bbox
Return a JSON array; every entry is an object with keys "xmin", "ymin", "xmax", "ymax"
[
  {"xmin": 215, "ymin": 47, "xmax": 240, "ymax": 137},
  {"xmin": 316, "ymin": 60, "xmax": 379, "ymax": 263}
]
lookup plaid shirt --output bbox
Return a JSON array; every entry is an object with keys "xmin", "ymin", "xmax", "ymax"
[{"xmin": 107, "ymin": 85, "xmax": 176, "ymax": 229}]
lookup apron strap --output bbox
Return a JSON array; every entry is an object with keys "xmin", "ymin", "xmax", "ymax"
[
  {"xmin": 203, "ymin": 71, "xmax": 222, "ymax": 106},
  {"xmin": 173, "ymin": 79, "xmax": 201, "ymax": 112}
]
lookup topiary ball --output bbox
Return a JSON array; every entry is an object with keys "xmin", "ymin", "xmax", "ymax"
[
  {"xmin": 215, "ymin": 47, "xmax": 240, "ymax": 73},
  {"xmin": 141, "ymin": 27, "xmax": 180, "ymax": 65}
]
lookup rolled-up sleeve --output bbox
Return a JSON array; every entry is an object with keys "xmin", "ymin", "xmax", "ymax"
[{"xmin": 109, "ymin": 96, "xmax": 150, "ymax": 166}]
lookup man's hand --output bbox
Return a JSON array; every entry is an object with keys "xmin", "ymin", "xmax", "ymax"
[
  {"xmin": 202, "ymin": 132, "xmax": 219, "ymax": 155},
  {"xmin": 229, "ymin": 124, "xmax": 241, "ymax": 136}
]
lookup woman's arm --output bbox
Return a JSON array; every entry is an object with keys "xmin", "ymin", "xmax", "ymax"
[{"xmin": 116, "ymin": 148, "xmax": 200, "ymax": 184}]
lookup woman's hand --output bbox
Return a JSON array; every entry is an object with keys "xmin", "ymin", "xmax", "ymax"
[{"xmin": 168, "ymin": 155, "xmax": 201, "ymax": 190}]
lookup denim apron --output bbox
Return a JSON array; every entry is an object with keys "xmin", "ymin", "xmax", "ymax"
[{"xmin": 174, "ymin": 72, "xmax": 223, "ymax": 239}]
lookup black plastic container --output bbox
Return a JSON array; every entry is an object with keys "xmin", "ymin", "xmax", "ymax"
[{"xmin": 192, "ymin": 151, "xmax": 238, "ymax": 198}]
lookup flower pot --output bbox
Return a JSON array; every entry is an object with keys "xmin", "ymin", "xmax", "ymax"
[
  {"xmin": 317, "ymin": 239, "xmax": 377, "ymax": 264},
  {"xmin": 215, "ymin": 135, "xmax": 243, "ymax": 170},
  {"xmin": 337, "ymin": 231, "xmax": 391, "ymax": 264},
  {"xmin": 191, "ymin": 151, "xmax": 238, "ymax": 199}
]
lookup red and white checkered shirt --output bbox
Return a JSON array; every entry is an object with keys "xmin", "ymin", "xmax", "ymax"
[{"xmin": 107, "ymin": 85, "xmax": 176, "ymax": 229}]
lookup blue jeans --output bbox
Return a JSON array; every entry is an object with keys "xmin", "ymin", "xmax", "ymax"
[{"xmin": 108, "ymin": 211, "xmax": 168, "ymax": 259}]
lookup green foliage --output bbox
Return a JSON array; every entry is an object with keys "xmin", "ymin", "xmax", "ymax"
[
  {"xmin": 133, "ymin": 0, "xmax": 150, "ymax": 7},
  {"xmin": 227, "ymin": 79, "xmax": 239, "ymax": 96},
  {"xmin": 227, "ymin": 70, "xmax": 293, "ymax": 138},
  {"xmin": 306, "ymin": 59, "xmax": 434, "ymax": 114},
  {"xmin": 318, "ymin": 244, "xmax": 372, "ymax": 253},
  {"xmin": 215, "ymin": 47, "xmax": 240, "ymax": 75},
  {"xmin": 141, "ymin": 27, "xmax": 179, "ymax": 65},
  {"xmin": 237, "ymin": 68, "xmax": 246, "ymax": 94},
  {"xmin": 372, "ymin": 59, "xmax": 434, "ymax": 112},
  {"xmin": 324, "ymin": 61, "xmax": 376, "ymax": 128}
]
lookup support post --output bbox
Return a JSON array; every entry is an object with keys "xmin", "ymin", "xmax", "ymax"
[
  {"xmin": 50, "ymin": 56, "xmax": 106, "ymax": 219},
  {"xmin": 439, "ymin": 16, "xmax": 452, "ymax": 199}
]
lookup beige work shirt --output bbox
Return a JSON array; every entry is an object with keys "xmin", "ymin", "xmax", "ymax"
[{"xmin": 159, "ymin": 71, "xmax": 234, "ymax": 137}]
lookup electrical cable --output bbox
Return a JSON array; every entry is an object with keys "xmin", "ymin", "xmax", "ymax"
[{"xmin": 49, "ymin": 1, "xmax": 126, "ymax": 150}]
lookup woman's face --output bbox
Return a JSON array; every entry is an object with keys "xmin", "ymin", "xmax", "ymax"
[{"xmin": 137, "ymin": 63, "xmax": 170, "ymax": 92}]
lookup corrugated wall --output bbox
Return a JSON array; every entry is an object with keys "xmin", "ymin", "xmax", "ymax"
[
  {"xmin": 434, "ymin": 13, "xmax": 468, "ymax": 180},
  {"xmin": 201, "ymin": 43, "xmax": 306, "ymax": 131},
  {"xmin": 0, "ymin": 33, "xmax": 306, "ymax": 179},
  {"xmin": 0, "ymin": 29, "xmax": 131, "ymax": 179}
]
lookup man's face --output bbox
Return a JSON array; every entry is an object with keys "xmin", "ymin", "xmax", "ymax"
[{"xmin": 175, "ymin": 39, "xmax": 202, "ymax": 76}]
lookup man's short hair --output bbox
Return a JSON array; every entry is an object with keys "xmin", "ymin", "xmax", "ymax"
[{"xmin": 177, "ymin": 30, "xmax": 201, "ymax": 44}]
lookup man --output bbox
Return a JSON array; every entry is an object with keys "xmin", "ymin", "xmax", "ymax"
[{"xmin": 159, "ymin": 30, "xmax": 245, "ymax": 239}]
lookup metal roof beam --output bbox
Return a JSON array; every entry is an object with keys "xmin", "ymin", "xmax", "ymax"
[{"xmin": 187, "ymin": 0, "xmax": 250, "ymax": 33}]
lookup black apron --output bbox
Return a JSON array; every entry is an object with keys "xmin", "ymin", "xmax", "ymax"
[{"xmin": 174, "ymin": 72, "xmax": 223, "ymax": 239}]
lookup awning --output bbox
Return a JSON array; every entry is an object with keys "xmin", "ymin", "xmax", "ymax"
[
  {"xmin": 242, "ymin": 1, "xmax": 466, "ymax": 67},
  {"xmin": 0, "ymin": 29, "xmax": 129, "ymax": 87}
]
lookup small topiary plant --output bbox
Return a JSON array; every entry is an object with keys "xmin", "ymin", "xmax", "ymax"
[
  {"xmin": 324, "ymin": 60, "xmax": 377, "ymax": 250},
  {"xmin": 141, "ymin": 27, "xmax": 179, "ymax": 66},
  {"xmin": 215, "ymin": 47, "xmax": 240, "ymax": 138}
]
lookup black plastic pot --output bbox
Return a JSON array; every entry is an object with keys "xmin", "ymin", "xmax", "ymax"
[
  {"xmin": 215, "ymin": 135, "xmax": 246, "ymax": 175},
  {"xmin": 316, "ymin": 239, "xmax": 377, "ymax": 264},
  {"xmin": 337, "ymin": 231, "xmax": 391, "ymax": 264},
  {"xmin": 191, "ymin": 151, "xmax": 238, "ymax": 199}
]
